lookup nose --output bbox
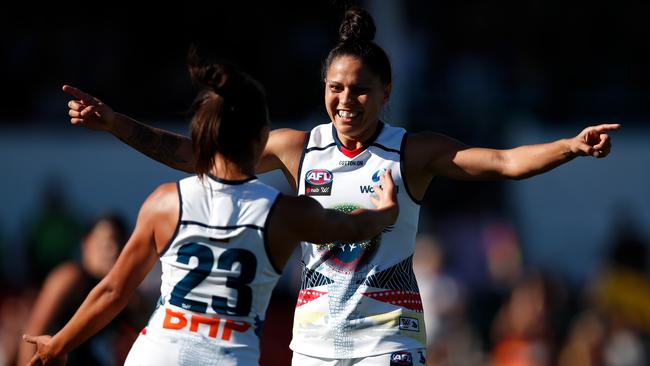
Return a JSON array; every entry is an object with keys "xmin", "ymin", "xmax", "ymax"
[{"xmin": 339, "ymin": 89, "xmax": 355, "ymax": 107}]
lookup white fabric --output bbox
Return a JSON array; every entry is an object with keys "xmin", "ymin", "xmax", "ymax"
[
  {"xmin": 126, "ymin": 175, "xmax": 281, "ymax": 365},
  {"xmin": 291, "ymin": 348, "xmax": 427, "ymax": 366},
  {"xmin": 290, "ymin": 123, "xmax": 426, "ymax": 358}
]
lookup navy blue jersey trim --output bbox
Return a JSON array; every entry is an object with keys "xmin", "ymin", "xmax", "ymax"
[
  {"xmin": 207, "ymin": 174, "xmax": 257, "ymax": 185},
  {"xmin": 296, "ymin": 131, "xmax": 311, "ymax": 193},
  {"xmin": 160, "ymin": 182, "xmax": 183, "ymax": 256},
  {"xmin": 180, "ymin": 220, "xmax": 264, "ymax": 231},
  {"xmin": 331, "ymin": 121, "xmax": 385, "ymax": 152},
  {"xmin": 304, "ymin": 142, "xmax": 336, "ymax": 153},
  {"xmin": 263, "ymin": 193, "xmax": 284, "ymax": 274},
  {"xmin": 400, "ymin": 133, "xmax": 422, "ymax": 205},
  {"xmin": 370, "ymin": 142, "xmax": 400, "ymax": 154}
]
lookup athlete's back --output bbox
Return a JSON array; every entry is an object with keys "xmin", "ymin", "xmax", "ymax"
[{"xmin": 125, "ymin": 175, "xmax": 281, "ymax": 366}]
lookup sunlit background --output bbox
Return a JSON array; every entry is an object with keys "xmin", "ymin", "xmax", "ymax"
[{"xmin": 1, "ymin": 1, "xmax": 649, "ymax": 365}]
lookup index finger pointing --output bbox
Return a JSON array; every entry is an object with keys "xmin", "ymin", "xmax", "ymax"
[
  {"xmin": 593, "ymin": 123, "xmax": 621, "ymax": 132},
  {"xmin": 62, "ymin": 85, "xmax": 97, "ymax": 106}
]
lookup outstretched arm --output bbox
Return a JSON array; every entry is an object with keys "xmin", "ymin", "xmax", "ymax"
[
  {"xmin": 63, "ymin": 85, "xmax": 195, "ymax": 173},
  {"xmin": 21, "ymin": 185, "xmax": 171, "ymax": 365},
  {"xmin": 410, "ymin": 123, "xmax": 620, "ymax": 181}
]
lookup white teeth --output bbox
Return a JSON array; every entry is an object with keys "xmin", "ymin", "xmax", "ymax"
[{"xmin": 338, "ymin": 111, "xmax": 358, "ymax": 118}]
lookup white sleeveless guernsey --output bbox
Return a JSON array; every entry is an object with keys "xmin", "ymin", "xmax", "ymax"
[
  {"xmin": 290, "ymin": 122, "xmax": 424, "ymax": 358},
  {"xmin": 125, "ymin": 175, "xmax": 281, "ymax": 366}
]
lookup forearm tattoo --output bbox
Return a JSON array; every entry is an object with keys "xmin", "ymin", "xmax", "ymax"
[{"xmin": 118, "ymin": 123, "xmax": 191, "ymax": 167}]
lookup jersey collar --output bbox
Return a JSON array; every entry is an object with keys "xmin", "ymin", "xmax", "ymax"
[
  {"xmin": 207, "ymin": 174, "xmax": 257, "ymax": 185},
  {"xmin": 331, "ymin": 121, "xmax": 385, "ymax": 158}
]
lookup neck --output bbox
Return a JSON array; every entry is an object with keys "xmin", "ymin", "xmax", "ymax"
[
  {"xmin": 336, "ymin": 120, "xmax": 380, "ymax": 150},
  {"xmin": 210, "ymin": 155, "xmax": 255, "ymax": 181}
]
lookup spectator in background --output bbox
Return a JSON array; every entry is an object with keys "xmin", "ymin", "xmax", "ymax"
[
  {"xmin": 585, "ymin": 228, "xmax": 650, "ymax": 366},
  {"xmin": 25, "ymin": 179, "xmax": 83, "ymax": 283},
  {"xmin": 490, "ymin": 272, "xmax": 561, "ymax": 366},
  {"xmin": 414, "ymin": 234, "xmax": 486, "ymax": 365},
  {"xmin": 17, "ymin": 213, "xmax": 141, "ymax": 366},
  {"xmin": 558, "ymin": 310, "xmax": 607, "ymax": 366}
]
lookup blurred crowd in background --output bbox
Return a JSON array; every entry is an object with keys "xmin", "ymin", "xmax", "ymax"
[{"xmin": 1, "ymin": 1, "xmax": 649, "ymax": 365}]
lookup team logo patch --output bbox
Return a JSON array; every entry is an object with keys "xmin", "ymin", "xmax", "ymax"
[
  {"xmin": 399, "ymin": 316, "xmax": 420, "ymax": 331},
  {"xmin": 360, "ymin": 167, "xmax": 398, "ymax": 194},
  {"xmin": 372, "ymin": 168, "xmax": 387, "ymax": 183},
  {"xmin": 305, "ymin": 169, "xmax": 333, "ymax": 196},
  {"xmin": 317, "ymin": 203, "xmax": 380, "ymax": 273},
  {"xmin": 390, "ymin": 351, "xmax": 413, "ymax": 366}
]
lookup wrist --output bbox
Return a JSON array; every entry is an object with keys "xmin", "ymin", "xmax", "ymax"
[
  {"xmin": 47, "ymin": 335, "xmax": 65, "ymax": 358},
  {"xmin": 562, "ymin": 138, "xmax": 578, "ymax": 159},
  {"xmin": 106, "ymin": 112, "xmax": 124, "ymax": 134}
]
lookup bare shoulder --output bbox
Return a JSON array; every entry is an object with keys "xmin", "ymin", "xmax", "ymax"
[
  {"xmin": 402, "ymin": 132, "xmax": 470, "ymax": 199},
  {"xmin": 269, "ymin": 128, "xmax": 308, "ymax": 149},
  {"xmin": 139, "ymin": 182, "xmax": 179, "ymax": 227},
  {"xmin": 264, "ymin": 128, "xmax": 309, "ymax": 187},
  {"xmin": 407, "ymin": 131, "xmax": 466, "ymax": 152},
  {"xmin": 142, "ymin": 182, "xmax": 178, "ymax": 212}
]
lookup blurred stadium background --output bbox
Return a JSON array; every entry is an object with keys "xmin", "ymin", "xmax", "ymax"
[{"xmin": 1, "ymin": 1, "xmax": 649, "ymax": 365}]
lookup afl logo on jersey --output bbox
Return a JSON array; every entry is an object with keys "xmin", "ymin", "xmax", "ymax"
[
  {"xmin": 306, "ymin": 169, "xmax": 333, "ymax": 185},
  {"xmin": 305, "ymin": 169, "xmax": 333, "ymax": 196}
]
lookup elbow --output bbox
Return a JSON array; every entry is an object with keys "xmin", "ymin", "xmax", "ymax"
[
  {"xmin": 502, "ymin": 159, "xmax": 532, "ymax": 181},
  {"xmin": 509, "ymin": 171, "xmax": 530, "ymax": 181},
  {"xmin": 507, "ymin": 165, "xmax": 537, "ymax": 180},
  {"xmin": 96, "ymin": 282, "xmax": 130, "ymax": 309}
]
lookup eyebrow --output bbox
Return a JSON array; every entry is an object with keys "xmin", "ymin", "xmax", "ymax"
[{"xmin": 326, "ymin": 80, "xmax": 371, "ymax": 89}]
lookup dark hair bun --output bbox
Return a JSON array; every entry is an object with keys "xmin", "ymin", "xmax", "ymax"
[
  {"xmin": 187, "ymin": 45, "xmax": 230, "ymax": 92},
  {"xmin": 339, "ymin": 6, "xmax": 376, "ymax": 43}
]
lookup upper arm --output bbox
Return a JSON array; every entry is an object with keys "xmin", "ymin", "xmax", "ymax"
[
  {"xmin": 102, "ymin": 183, "xmax": 178, "ymax": 297},
  {"xmin": 257, "ymin": 128, "xmax": 307, "ymax": 190},
  {"xmin": 404, "ymin": 132, "xmax": 507, "ymax": 197}
]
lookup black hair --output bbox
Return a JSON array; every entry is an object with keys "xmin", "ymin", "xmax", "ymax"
[
  {"xmin": 322, "ymin": 6, "xmax": 392, "ymax": 85},
  {"xmin": 187, "ymin": 45, "xmax": 269, "ymax": 177},
  {"xmin": 83, "ymin": 213, "xmax": 129, "ymax": 249}
]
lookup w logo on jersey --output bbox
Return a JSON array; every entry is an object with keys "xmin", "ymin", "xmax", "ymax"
[
  {"xmin": 371, "ymin": 168, "xmax": 387, "ymax": 183},
  {"xmin": 361, "ymin": 168, "xmax": 397, "ymax": 195}
]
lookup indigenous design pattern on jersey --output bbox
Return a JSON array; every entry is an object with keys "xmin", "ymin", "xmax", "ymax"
[
  {"xmin": 290, "ymin": 122, "xmax": 425, "ymax": 359},
  {"xmin": 126, "ymin": 175, "xmax": 281, "ymax": 366}
]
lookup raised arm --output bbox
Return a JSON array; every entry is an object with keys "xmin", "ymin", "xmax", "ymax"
[
  {"xmin": 256, "ymin": 128, "xmax": 308, "ymax": 191},
  {"xmin": 404, "ymin": 124, "xmax": 621, "ymax": 199},
  {"xmin": 63, "ymin": 85, "xmax": 194, "ymax": 173},
  {"xmin": 22, "ymin": 183, "xmax": 178, "ymax": 365}
]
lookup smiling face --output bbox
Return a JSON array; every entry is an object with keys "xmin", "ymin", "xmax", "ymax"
[{"xmin": 325, "ymin": 56, "xmax": 391, "ymax": 147}]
